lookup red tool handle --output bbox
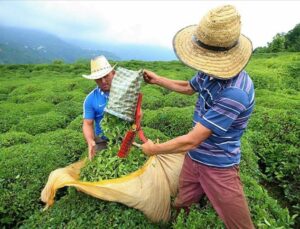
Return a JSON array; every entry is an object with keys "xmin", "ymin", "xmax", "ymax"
[
  {"xmin": 117, "ymin": 130, "xmax": 136, "ymax": 158},
  {"xmin": 117, "ymin": 93, "xmax": 147, "ymax": 158},
  {"xmin": 135, "ymin": 93, "xmax": 147, "ymax": 143}
]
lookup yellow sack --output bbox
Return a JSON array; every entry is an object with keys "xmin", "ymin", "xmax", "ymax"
[{"xmin": 41, "ymin": 153, "xmax": 184, "ymax": 222}]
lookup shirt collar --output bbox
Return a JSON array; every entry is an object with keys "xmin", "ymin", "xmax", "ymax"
[{"xmin": 98, "ymin": 87, "xmax": 109, "ymax": 97}]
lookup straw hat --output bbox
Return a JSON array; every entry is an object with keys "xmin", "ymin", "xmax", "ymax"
[
  {"xmin": 173, "ymin": 5, "xmax": 253, "ymax": 79},
  {"xmin": 82, "ymin": 55, "xmax": 116, "ymax": 80}
]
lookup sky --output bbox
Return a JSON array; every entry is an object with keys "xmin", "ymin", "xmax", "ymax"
[{"xmin": 0, "ymin": 1, "xmax": 300, "ymax": 50}]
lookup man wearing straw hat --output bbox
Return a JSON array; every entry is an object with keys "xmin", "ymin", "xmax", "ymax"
[
  {"xmin": 142, "ymin": 5, "xmax": 254, "ymax": 228},
  {"xmin": 82, "ymin": 55, "xmax": 116, "ymax": 160}
]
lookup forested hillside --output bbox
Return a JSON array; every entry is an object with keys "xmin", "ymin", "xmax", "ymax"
[
  {"xmin": 0, "ymin": 53, "xmax": 299, "ymax": 228},
  {"xmin": 255, "ymin": 23, "xmax": 300, "ymax": 53}
]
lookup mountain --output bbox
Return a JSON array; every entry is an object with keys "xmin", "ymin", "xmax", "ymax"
[
  {"xmin": 68, "ymin": 39, "xmax": 177, "ymax": 61},
  {"xmin": 0, "ymin": 26, "xmax": 119, "ymax": 64}
]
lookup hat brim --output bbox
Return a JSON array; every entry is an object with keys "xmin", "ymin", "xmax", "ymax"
[
  {"xmin": 82, "ymin": 64, "xmax": 117, "ymax": 80},
  {"xmin": 173, "ymin": 25, "xmax": 253, "ymax": 79}
]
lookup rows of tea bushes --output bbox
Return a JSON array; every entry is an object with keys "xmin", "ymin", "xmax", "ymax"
[{"xmin": 0, "ymin": 53, "xmax": 299, "ymax": 228}]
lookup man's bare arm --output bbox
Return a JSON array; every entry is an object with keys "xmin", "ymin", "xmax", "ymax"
[
  {"xmin": 83, "ymin": 119, "xmax": 96, "ymax": 160},
  {"xmin": 142, "ymin": 123, "xmax": 212, "ymax": 155},
  {"xmin": 143, "ymin": 70, "xmax": 195, "ymax": 95}
]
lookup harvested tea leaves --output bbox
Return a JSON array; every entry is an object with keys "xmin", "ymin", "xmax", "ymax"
[{"xmin": 80, "ymin": 113, "xmax": 147, "ymax": 182}]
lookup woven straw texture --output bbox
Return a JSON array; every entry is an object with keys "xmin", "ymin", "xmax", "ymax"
[
  {"xmin": 173, "ymin": 5, "xmax": 252, "ymax": 79},
  {"xmin": 104, "ymin": 67, "xmax": 143, "ymax": 122},
  {"xmin": 82, "ymin": 55, "xmax": 116, "ymax": 80}
]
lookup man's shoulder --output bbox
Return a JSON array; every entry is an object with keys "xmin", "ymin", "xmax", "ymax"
[
  {"xmin": 225, "ymin": 71, "xmax": 253, "ymax": 93},
  {"xmin": 84, "ymin": 87, "xmax": 99, "ymax": 104}
]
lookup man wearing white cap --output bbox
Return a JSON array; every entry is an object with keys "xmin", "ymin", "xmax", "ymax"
[
  {"xmin": 82, "ymin": 55, "xmax": 116, "ymax": 160},
  {"xmin": 142, "ymin": 5, "xmax": 254, "ymax": 228}
]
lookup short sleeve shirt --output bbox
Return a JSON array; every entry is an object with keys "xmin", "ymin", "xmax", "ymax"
[
  {"xmin": 188, "ymin": 71, "xmax": 255, "ymax": 167},
  {"xmin": 83, "ymin": 87, "xmax": 109, "ymax": 136}
]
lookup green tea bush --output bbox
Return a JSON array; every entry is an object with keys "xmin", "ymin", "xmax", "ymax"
[
  {"xmin": 0, "ymin": 131, "xmax": 33, "ymax": 148},
  {"xmin": 0, "ymin": 54, "xmax": 299, "ymax": 227},
  {"xmin": 173, "ymin": 205, "xmax": 224, "ymax": 229},
  {"xmin": 0, "ymin": 82, "xmax": 19, "ymax": 95},
  {"xmin": 0, "ymin": 93, "xmax": 8, "ymax": 101},
  {"xmin": 163, "ymin": 92, "xmax": 197, "ymax": 108},
  {"xmin": 50, "ymin": 79, "xmax": 85, "ymax": 93},
  {"xmin": 67, "ymin": 115, "xmax": 83, "ymax": 132},
  {"xmin": 55, "ymin": 101, "xmax": 82, "ymax": 122},
  {"xmin": 9, "ymin": 84, "xmax": 44, "ymax": 97},
  {"xmin": 0, "ymin": 129, "xmax": 85, "ymax": 227},
  {"xmin": 283, "ymin": 61, "xmax": 300, "ymax": 91},
  {"xmin": 42, "ymin": 91, "xmax": 73, "ymax": 105},
  {"xmin": 12, "ymin": 111, "xmax": 68, "ymax": 135},
  {"xmin": 239, "ymin": 135, "xmax": 262, "ymax": 181},
  {"xmin": 69, "ymin": 91, "xmax": 86, "ymax": 103},
  {"xmin": 255, "ymin": 89, "xmax": 300, "ymax": 110},
  {"xmin": 242, "ymin": 175, "xmax": 295, "ymax": 228},
  {"xmin": 141, "ymin": 85, "xmax": 165, "ymax": 109},
  {"xmin": 8, "ymin": 92, "xmax": 47, "ymax": 104},
  {"xmin": 0, "ymin": 110, "xmax": 23, "ymax": 133},
  {"xmin": 33, "ymin": 129, "xmax": 86, "ymax": 162},
  {"xmin": 247, "ymin": 108, "xmax": 300, "ymax": 223},
  {"xmin": 21, "ymin": 189, "xmax": 164, "ymax": 229},
  {"xmin": 142, "ymin": 126, "xmax": 170, "ymax": 143},
  {"xmin": 0, "ymin": 102, "xmax": 54, "ymax": 133},
  {"xmin": 143, "ymin": 106, "xmax": 194, "ymax": 137}
]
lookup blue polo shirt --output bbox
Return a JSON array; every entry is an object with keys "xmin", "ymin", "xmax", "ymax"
[
  {"xmin": 188, "ymin": 71, "xmax": 255, "ymax": 168},
  {"xmin": 83, "ymin": 87, "xmax": 109, "ymax": 136}
]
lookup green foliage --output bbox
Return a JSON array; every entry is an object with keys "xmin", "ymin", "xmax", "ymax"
[
  {"xmin": 21, "ymin": 189, "xmax": 165, "ymax": 229},
  {"xmin": 142, "ymin": 126, "xmax": 170, "ymax": 143},
  {"xmin": 268, "ymin": 33, "xmax": 286, "ymax": 52},
  {"xmin": 0, "ymin": 131, "xmax": 33, "ymax": 148},
  {"xmin": 164, "ymin": 92, "xmax": 197, "ymax": 108},
  {"xmin": 239, "ymin": 135, "xmax": 262, "ymax": 181},
  {"xmin": 80, "ymin": 114, "xmax": 147, "ymax": 182},
  {"xmin": 0, "ymin": 101, "xmax": 54, "ymax": 133},
  {"xmin": 173, "ymin": 205, "xmax": 224, "ymax": 229},
  {"xmin": 247, "ymin": 108, "xmax": 300, "ymax": 223},
  {"xmin": 242, "ymin": 175, "xmax": 295, "ymax": 228},
  {"xmin": 55, "ymin": 101, "xmax": 82, "ymax": 121},
  {"xmin": 285, "ymin": 23, "xmax": 300, "ymax": 52},
  {"xmin": 143, "ymin": 106, "xmax": 194, "ymax": 137},
  {"xmin": 0, "ymin": 129, "xmax": 85, "ymax": 227},
  {"xmin": 246, "ymin": 52, "xmax": 300, "ymax": 91},
  {"xmin": 11, "ymin": 111, "xmax": 68, "ymax": 135},
  {"xmin": 0, "ymin": 54, "xmax": 299, "ymax": 227},
  {"xmin": 67, "ymin": 115, "xmax": 83, "ymax": 132},
  {"xmin": 255, "ymin": 89, "xmax": 300, "ymax": 110},
  {"xmin": 254, "ymin": 23, "xmax": 300, "ymax": 53},
  {"xmin": 141, "ymin": 85, "xmax": 165, "ymax": 109}
]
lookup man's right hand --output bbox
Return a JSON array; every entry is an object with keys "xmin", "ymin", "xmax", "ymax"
[
  {"xmin": 88, "ymin": 140, "xmax": 96, "ymax": 161},
  {"xmin": 143, "ymin": 70, "xmax": 160, "ymax": 85}
]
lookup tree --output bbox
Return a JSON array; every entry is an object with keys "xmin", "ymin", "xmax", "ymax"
[
  {"xmin": 267, "ymin": 33, "xmax": 286, "ymax": 52},
  {"xmin": 285, "ymin": 23, "xmax": 300, "ymax": 51}
]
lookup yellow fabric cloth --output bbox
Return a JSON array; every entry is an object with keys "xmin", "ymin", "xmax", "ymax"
[{"xmin": 41, "ymin": 153, "xmax": 185, "ymax": 222}]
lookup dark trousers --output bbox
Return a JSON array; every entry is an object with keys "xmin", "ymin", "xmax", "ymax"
[{"xmin": 94, "ymin": 136, "xmax": 107, "ymax": 152}]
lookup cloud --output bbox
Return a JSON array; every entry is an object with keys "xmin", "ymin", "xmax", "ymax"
[{"xmin": 0, "ymin": 1, "xmax": 300, "ymax": 49}]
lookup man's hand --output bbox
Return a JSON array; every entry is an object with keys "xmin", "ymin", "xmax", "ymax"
[
  {"xmin": 88, "ymin": 140, "xmax": 96, "ymax": 160},
  {"xmin": 142, "ymin": 139, "xmax": 156, "ymax": 156},
  {"xmin": 143, "ymin": 70, "xmax": 160, "ymax": 84}
]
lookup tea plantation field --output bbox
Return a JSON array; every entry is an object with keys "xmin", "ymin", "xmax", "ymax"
[{"xmin": 0, "ymin": 53, "xmax": 299, "ymax": 228}]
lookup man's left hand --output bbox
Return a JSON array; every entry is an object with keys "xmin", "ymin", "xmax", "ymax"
[{"xmin": 142, "ymin": 139, "xmax": 156, "ymax": 156}]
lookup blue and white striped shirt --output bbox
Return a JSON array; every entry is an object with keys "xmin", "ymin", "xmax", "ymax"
[{"xmin": 188, "ymin": 71, "xmax": 255, "ymax": 168}]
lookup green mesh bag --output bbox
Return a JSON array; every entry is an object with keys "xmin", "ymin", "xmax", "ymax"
[{"xmin": 105, "ymin": 67, "xmax": 143, "ymax": 122}]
